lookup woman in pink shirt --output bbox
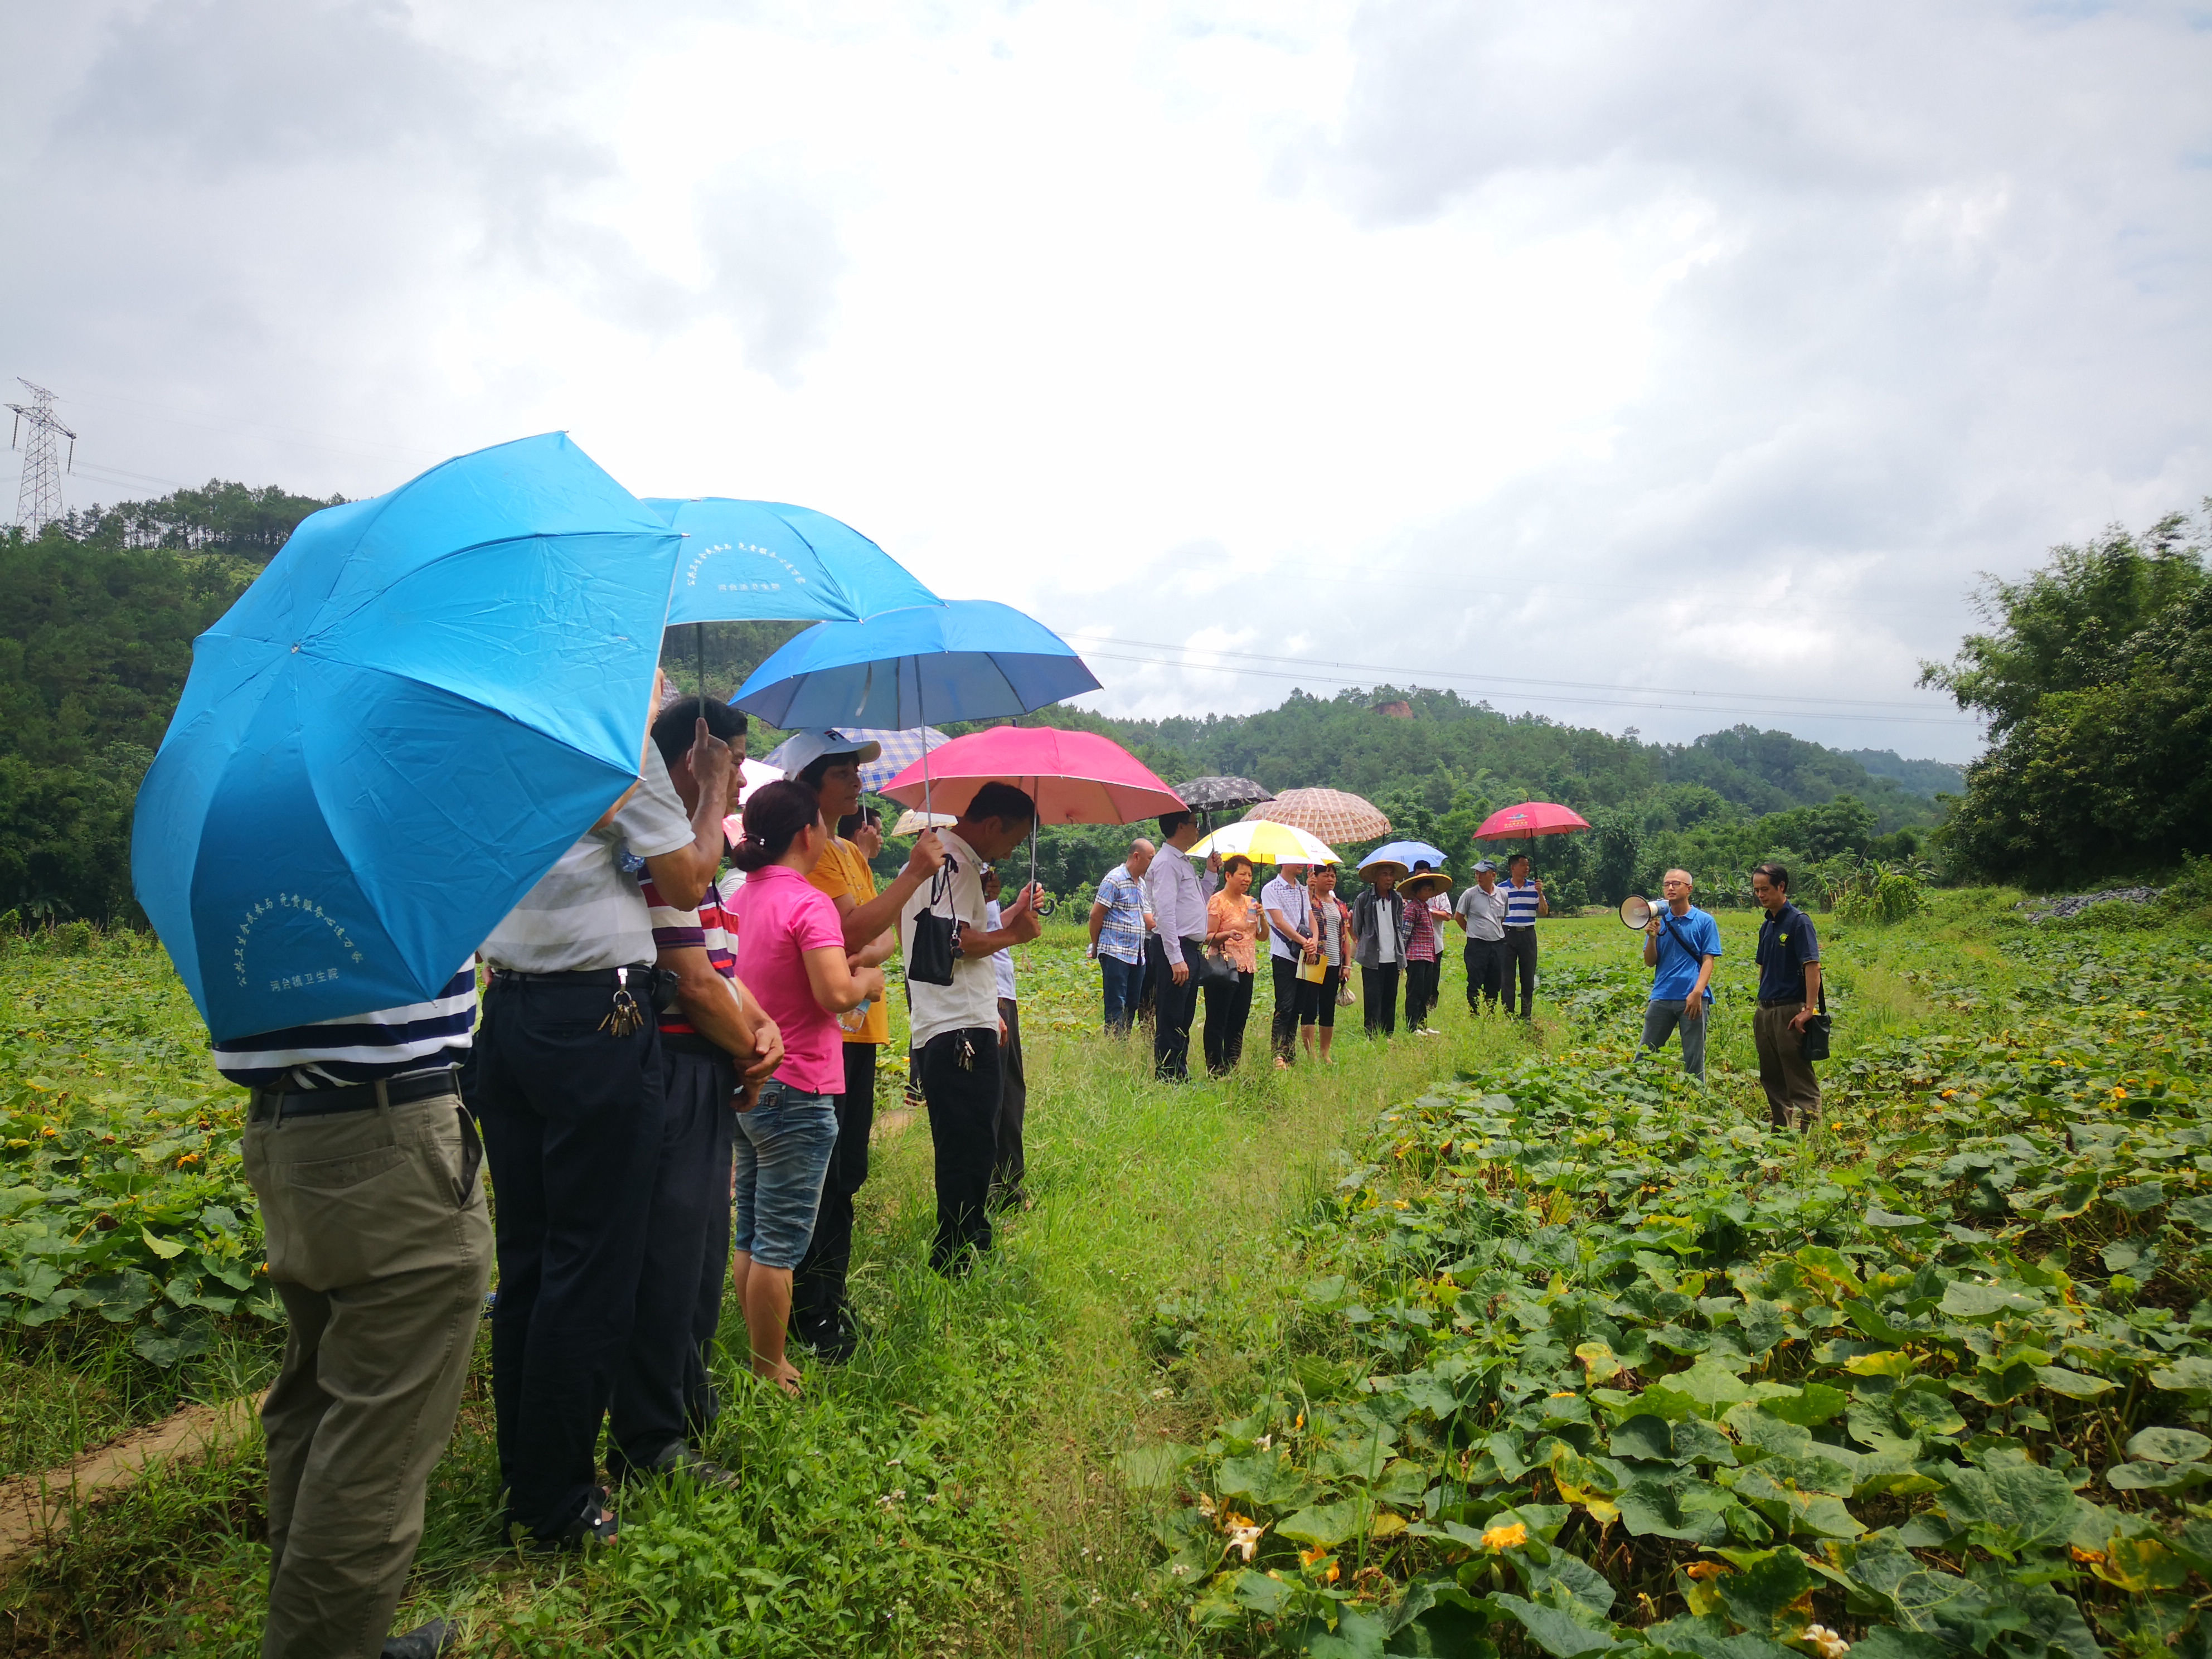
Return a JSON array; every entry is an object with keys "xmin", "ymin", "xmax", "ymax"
[{"xmin": 730, "ymin": 781, "xmax": 885, "ymax": 1395}]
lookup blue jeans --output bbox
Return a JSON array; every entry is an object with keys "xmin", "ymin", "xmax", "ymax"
[
  {"xmin": 1642, "ymin": 998, "xmax": 1708, "ymax": 1080},
  {"xmin": 733, "ymin": 1081, "xmax": 839, "ymax": 1270},
  {"xmin": 1099, "ymin": 953, "xmax": 1143, "ymax": 1033}
]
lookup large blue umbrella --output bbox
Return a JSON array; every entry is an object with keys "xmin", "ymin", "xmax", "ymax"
[
  {"xmin": 134, "ymin": 433, "xmax": 682, "ymax": 1042},
  {"xmin": 734, "ymin": 600, "xmax": 1101, "ymax": 907},
  {"xmin": 648, "ymin": 498, "xmax": 938, "ymax": 625},
  {"xmin": 732, "ymin": 601, "xmax": 1100, "ymax": 729}
]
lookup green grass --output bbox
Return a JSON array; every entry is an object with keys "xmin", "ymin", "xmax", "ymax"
[{"xmin": 7, "ymin": 894, "xmax": 2197, "ymax": 1656}]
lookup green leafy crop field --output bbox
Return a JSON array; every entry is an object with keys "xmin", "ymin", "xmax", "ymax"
[
  {"xmin": 1, "ymin": 898, "xmax": 2207, "ymax": 1658},
  {"xmin": 1145, "ymin": 916, "xmax": 2212, "ymax": 1658}
]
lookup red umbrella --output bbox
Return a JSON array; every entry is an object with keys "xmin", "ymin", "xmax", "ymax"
[
  {"xmin": 880, "ymin": 726, "xmax": 1185, "ymax": 823},
  {"xmin": 1473, "ymin": 801, "xmax": 1590, "ymax": 840}
]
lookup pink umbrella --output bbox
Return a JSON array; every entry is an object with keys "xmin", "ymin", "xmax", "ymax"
[
  {"xmin": 882, "ymin": 726, "xmax": 1185, "ymax": 910},
  {"xmin": 881, "ymin": 726, "xmax": 1184, "ymax": 824},
  {"xmin": 1473, "ymin": 799, "xmax": 1589, "ymax": 881},
  {"xmin": 1473, "ymin": 801, "xmax": 1590, "ymax": 840}
]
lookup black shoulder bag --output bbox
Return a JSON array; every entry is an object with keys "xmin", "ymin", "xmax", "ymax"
[
  {"xmin": 1799, "ymin": 977, "xmax": 1832, "ymax": 1063},
  {"xmin": 906, "ymin": 862, "xmax": 958, "ymax": 987}
]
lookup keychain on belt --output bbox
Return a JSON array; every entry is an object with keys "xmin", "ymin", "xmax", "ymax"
[{"xmin": 600, "ymin": 967, "xmax": 646, "ymax": 1037}]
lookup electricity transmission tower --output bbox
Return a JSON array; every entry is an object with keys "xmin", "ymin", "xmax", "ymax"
[{"xmin": 6, "ymin": 379, "xmax": 76, "ymax": 537}]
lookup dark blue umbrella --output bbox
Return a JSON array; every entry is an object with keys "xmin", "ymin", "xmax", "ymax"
[
  {"xmin": 649, "ymin": 497, "xmax": 938, "ymax": 625},
  {"xmin": 731, "ymin": 600, "xmax": 1099, "ymax": 729},
  {"xmin": 133, "ymin": 433, "xmax": 682, "ymax": 1042}
]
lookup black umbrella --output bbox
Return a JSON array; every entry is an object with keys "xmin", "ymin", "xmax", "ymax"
[{"xmin": 1176, "ymin": 775, "xmax": 1274, "ymax": 812}]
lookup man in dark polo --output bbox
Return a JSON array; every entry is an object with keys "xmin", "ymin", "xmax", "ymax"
[
  {"xmin": 1750, "ymin": 862, "xmax": 1823, "ymax": 1129},
  {"xmin": 474, "ymin": 711, "xmax": 733, "ymax": 1551}
]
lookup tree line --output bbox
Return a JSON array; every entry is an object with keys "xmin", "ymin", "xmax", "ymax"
[{"xmin": 4, "ymin": 483, "xmax": 2201, "ymax": 924}]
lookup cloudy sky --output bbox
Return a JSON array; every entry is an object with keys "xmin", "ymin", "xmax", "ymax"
[{"xmin": 6, "ymin": 1, "xmax": 2208, "ymax": 761}]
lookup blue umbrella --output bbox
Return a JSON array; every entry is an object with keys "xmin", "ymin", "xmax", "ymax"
[
  {"xmin": 761, "ymin": 725, "xmax": 950, "ymax": 792},
  {"xmin": 134, "ymin": 433, "xmax": 682, "ymax": 1042},
  {"xmin": 732, "ymin": 601, "xmax": 1100, "ymax": 729},
  {"xmin": 648, "ymin": 497, "xmax": 938, "ymax": 625},
  {"xmin": 1361, "ymin": 840, "xmax": 1451, "ymax": 871},
  {"xmin": 734, "ymin": 600, "xmax": 1101, "ymax": 909}
]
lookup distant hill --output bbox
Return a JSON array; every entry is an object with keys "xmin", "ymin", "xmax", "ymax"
[
  {"xmin": 4, "ymin": 483, "xmax": 1969, "ymax": 919},
  {"xmin": 1841, "ymin": 748, "xmax": 1964, "ymax": 799},
  {"xmin": 1004, "ymin": 688, "xmax": 1959, "ymax": 908}
]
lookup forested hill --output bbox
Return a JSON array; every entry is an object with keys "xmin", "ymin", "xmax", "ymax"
[
  {"xmin": 1011, "ymin": 690, "xmax": 1956, "ymax": 910},
  {"xmin": 4, "ymin": 488, "xmax": 1959, "ymax": 921},
  {"xmin": 1841, "ymin": 748, "xmax": 1964, "ymax": 798}
]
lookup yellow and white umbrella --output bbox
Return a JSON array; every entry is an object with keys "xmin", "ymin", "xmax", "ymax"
[
  {"xmin": 1187, "ymin": 819, "xmax": 1340, "ymax": 866},
  {"xmin": 890, "ymin": 808, "xmax": 958, "ymax": 837}
]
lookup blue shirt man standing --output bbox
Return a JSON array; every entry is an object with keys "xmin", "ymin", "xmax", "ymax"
[{"xmin": 1639, "ymin": 867, "xmax": 1721, "ymax": 1080}]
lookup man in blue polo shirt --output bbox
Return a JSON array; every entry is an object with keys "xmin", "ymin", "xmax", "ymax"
[
  {"xmin": 1751, "ymin": 862, "xmax": 1823, "ymax": 1128},
  {"xmin": 1639, "ymin": 867, "xmax": 1721, "ymax": 1080}
]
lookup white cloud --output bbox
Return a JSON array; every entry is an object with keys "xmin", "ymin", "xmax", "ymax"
[{"xmin": 4, "ymin": 0, "xmax": 2207, "ymax": 761}]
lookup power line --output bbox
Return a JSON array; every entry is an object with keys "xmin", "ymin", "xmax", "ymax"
[{"xmin": 6, "ymin": 380, "xmax": 77, "ymax": 536}]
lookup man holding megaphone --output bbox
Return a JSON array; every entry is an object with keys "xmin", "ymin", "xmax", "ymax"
[{"xmin": 1630, "ymin": 869, "xmax": 1721, "ymax": 1080}]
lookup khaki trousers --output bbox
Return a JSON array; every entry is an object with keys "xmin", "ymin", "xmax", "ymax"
[
  {"xmin": 242, "ymin": 1084, "xmax": 493, "ymax": 1659},
  {"xmin": 1752, "ymin": 1002, "xmax": 1822, "ymax": 1128}
]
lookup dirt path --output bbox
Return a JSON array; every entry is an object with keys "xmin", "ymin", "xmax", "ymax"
[{"xmin": 0, "ymin": 1393, "xmax": 262, "ymax": 1568}]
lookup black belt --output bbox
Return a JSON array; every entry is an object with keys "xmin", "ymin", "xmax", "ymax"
[
  {"xmin": 1758, "ymin": 996, "xmax": 1804, "ymax": 1008},
  {"xmin": 492, "ymin": 966, "xmax": 653, "ymax": 986},
  {"xmin": 661, "ymin": 1032, "xmax": 737, "ymax": 1060},
  {"xmin": 251, "ymin": 1068, "xmax": 462, "ymax": 1121}
]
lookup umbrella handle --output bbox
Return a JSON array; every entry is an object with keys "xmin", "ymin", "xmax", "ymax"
[{"xmin": 1028, "ymin": 819, "xmax": 1055, "ymax": 917}]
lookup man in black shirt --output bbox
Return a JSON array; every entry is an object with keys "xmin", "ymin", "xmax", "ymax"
[{"xmin": 1751, "ymin": 862, "xmax": 1823, "ymax": 1129}]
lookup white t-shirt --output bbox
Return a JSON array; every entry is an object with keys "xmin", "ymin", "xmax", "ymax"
[
  {"xmin": 481, "ymin": 749, "xmax": 695, "ymax": 972},
  {"xmin": 984, "ymin": 899, "xmax": 1017, "ymax": 1001},
  {"xmin": 1260, "ymin": 875, "xmax": 1311, "ymax": 962},
  {"xmin": 901, "ymin": 829, "xmax": 998, "ymax": 1047}
]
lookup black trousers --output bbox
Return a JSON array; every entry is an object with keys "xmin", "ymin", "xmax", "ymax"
[
  {"xmin": 1405, "ymin": 959, "xmax": 1440, "ymax": 1029},
  {"xmin": 607, "ymin": 1041, "xmax": 736, "ymax": 1479},
  {"xmin": 790, "ymin": 1041, "xmax": 878, "ymax": 1347},
  {"xmin": 1202, "ymin": 968, "xmax": 1255, "ymax": 1074},
  {"xmin": 1503, "ymin": 926, "xmax": 1539, "ymax": 1017},
  {"xmin": 1149, "ymin": 935, "xmax": 1205, "ymax": 1081},
  {"xmin": 992, "ymin": 999, "xmax": 1027, "ymax": 1202},
  {"xmin": 920, "ymin": 1026, "xmax": 1001, "ymax": 1272},
  {"xmin": 1270, "ymin": 955, "xmax": 1302, "ymax": 1061},
  {"xmin": 474, "ymin": 976, "xmax": 664, "ymax": 1539},
  {"xmin": 1361, "ymin": 963, "xmax": 1400, "ymax": 1036},
  {"xmin": 1464, "ymin": 938, "xmax": 1506, "ymax": 1010}
]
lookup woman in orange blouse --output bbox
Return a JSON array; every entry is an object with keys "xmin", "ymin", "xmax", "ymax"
[{"xmin": 1202, "ymin": 855, "xmax": 1261, "ymax": 1074}]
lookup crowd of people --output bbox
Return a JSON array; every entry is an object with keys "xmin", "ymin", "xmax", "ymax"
[
  {"xmin": 215, "ymin": 686, "xmax": 1045, "ymax": 1659},
  {"xmin": 1083, "ymin": 823, "xmax": 1826, "ymax": 1133},
  {"xmin": 208, "ymin": 715, "xmax": 1827, "ymax": 1658},
  {"xmin": 1084, "ymin": 821, "xmax": 1556, "ymax": 1080}
]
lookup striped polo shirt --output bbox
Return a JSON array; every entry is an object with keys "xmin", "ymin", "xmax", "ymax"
[
  {"xmin": 211, "ymin": 966, "xmax": 477, "ymax": 1090},
  {"xmin": 479, "ymin": 750, "xmax": 695, "ymax": 973},
  {"xmin": 1503, "ymin": 879, "xmax": 1542, "ymax": 928},
  {"xmin": 644, "ymin": 872, "xmax": 738, "ymax": 1037}
]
